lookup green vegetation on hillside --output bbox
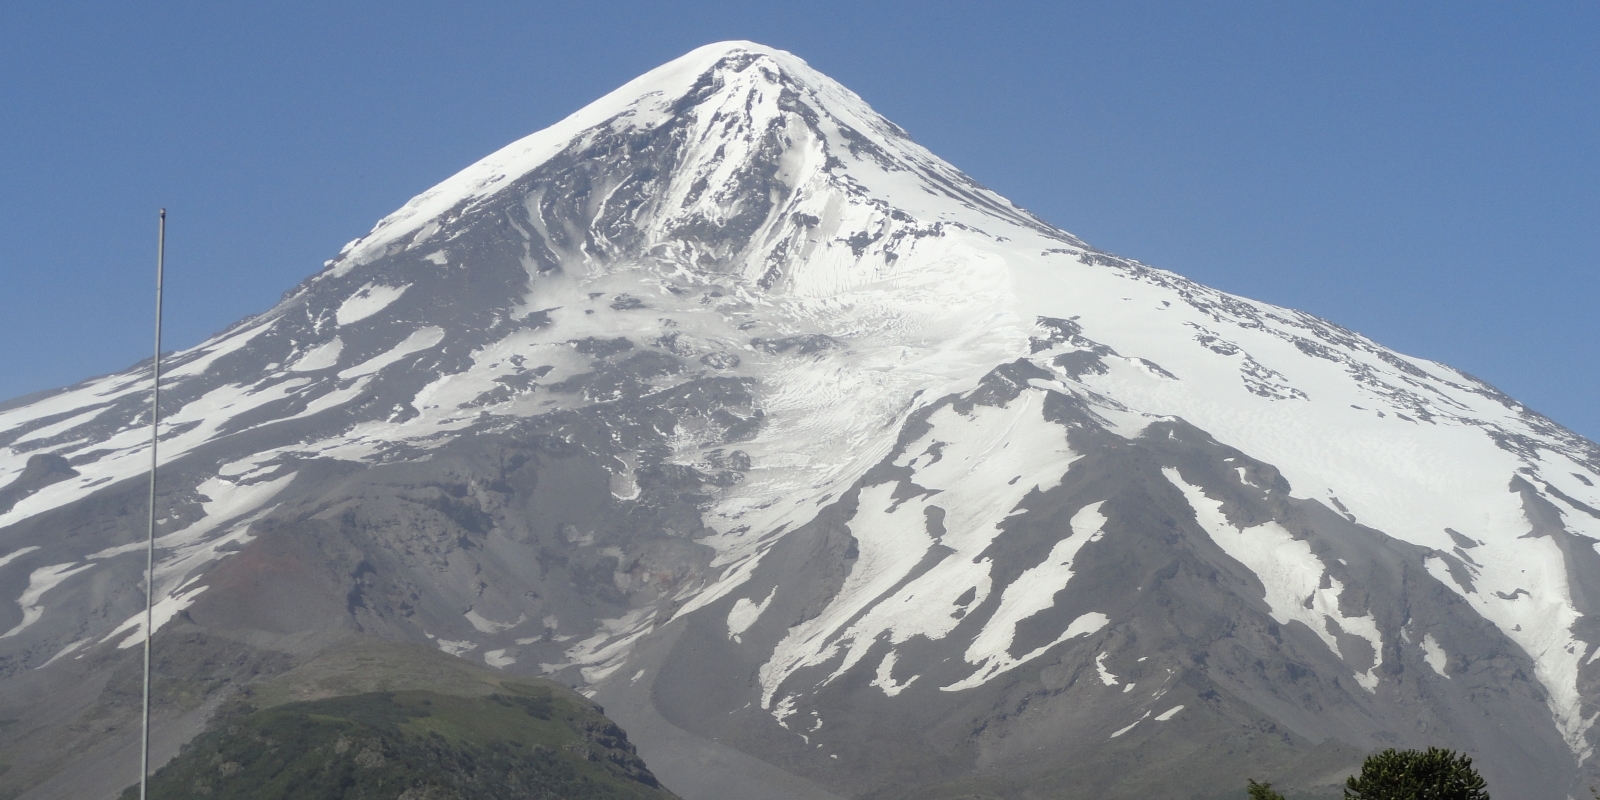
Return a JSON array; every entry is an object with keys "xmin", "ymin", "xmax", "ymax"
[{"xmin": 121, "ymin": 682, "xmax": 677, "ymax": 800}]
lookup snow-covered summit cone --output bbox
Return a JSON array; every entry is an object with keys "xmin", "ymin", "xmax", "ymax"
[{"xmin": 1, "ymin": 41, "xmax": 1599, "ymax": 800}]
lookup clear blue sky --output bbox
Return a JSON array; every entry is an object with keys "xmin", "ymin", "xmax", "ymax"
[{"xmin": 2, "ymin": 2, "xmax": 1596, "ymax": 441}]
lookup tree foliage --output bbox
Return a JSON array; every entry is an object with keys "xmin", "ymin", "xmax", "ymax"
[
  {"xmin": 1344, "ymin": 747, "xmax": 1488, "ymax": 800},
  {"xmin": 1247, "ymin": 779, "xmax": 1287, "ymax": 800}
]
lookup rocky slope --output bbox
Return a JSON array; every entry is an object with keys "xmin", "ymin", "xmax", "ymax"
[{"xmin": 1, "ymin": 41, "xmax": 1597, "ymax": 799}]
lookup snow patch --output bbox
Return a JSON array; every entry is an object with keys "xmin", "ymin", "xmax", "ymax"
[
  {"xmin": 727, "ymin": 588, "xmax": 776, "ymax": 639},
  {"xmin": 1421, "ymin": 633, "xmax": 1449, "ymax": 678},
  {"xmin": 1095, "ymin": 652, "xmax": 1119, "ymax": 686},
  {"xmin": 465, "ymin": 610, "xmax": 526, "ymax": 634},
  {"xmin": 289, "ymin": 337, "xmax": 343, "ymax": 371},
  {"xmin": 335, "ymin": 283, "xmax": 409, "ymax": 326},
  {"xmin": 434, "ymin": 638, "xmax": 478, "ymax": 656},
  {"xmin": 871, "ymin": 650, "xmax": 919, "ymax": 697}
]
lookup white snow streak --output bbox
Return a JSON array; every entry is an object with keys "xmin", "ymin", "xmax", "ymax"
[
  {"xmin": 465, "ymin": 610, "xmax": 526, "ymax": 634},
  {"xmin": 1165, "ymin": 469, "xmax": 1385, "ymax": 692},
  {"xmin": 1096, "ymin": 652, "xmax": 1119, "ymax": 686},
  {"xmin": 0, "ymin": 563, "xmax": 93, "ymax": 639},
  {"xmin": 1110, "ymin": 711, "xmax": 1149, "ymax": 739},
  {"xmin": 0, "ymin": 547, "xmax": 40, "ymax": 572},
  {"xmin": 942, "ymin": 612, "xmax": 1109, "ymax": 692},
  {"xmin": 335, "ymin": 283, "xmax": 409, "ymax": 326},
  {"xmin": 338, "ymin": 327, "xmax": 444, "ymax": 380},
  {"xmin": 101, "ymin": 581, "xmax": 210, "ymax": 649},
  {"xmin": 289, "ymin": 337, "xmax": 344, "ymax": 371}
]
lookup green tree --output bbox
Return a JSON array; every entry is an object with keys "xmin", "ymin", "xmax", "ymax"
[
  {"xmin": 1247, "ymin": 778, "xmax": 1287, "ymax": 800},
  {"xmin": 1344, "ymin": 747, "xmax": 1488, "ymax": 800}
]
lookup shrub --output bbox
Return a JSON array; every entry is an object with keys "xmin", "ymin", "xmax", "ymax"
[{"xmin": 1247, "ymin": 778, "xmax": 1287, "ymax": 800}]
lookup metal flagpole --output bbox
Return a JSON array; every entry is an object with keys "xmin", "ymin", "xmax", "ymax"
[{"xmin": 140, "ymin": 208, "xmax": 165, "ymax": 800}]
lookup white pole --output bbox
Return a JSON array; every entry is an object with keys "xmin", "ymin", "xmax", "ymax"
[{"xmin": 140, "ymin": 208, "xmax": 165, "ymax": 800}]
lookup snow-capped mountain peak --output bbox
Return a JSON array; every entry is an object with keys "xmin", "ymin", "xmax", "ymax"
[
  {"xmin": 326, "ymin": 40, "xmax": 1063, "ymax": 284},
  {"xmin": 1, "ymin": 41, "xmax": 1598, "ymax": 800}
]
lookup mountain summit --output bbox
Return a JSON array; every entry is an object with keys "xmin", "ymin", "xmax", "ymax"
[{"xmin": 1, "ymin": 41, "xmax": 1598, "ymax": 799}]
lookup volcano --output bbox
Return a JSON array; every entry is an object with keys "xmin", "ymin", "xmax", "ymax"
[{"xmin": 1, "ymin": 41, "xmax": 1597, "ymax": 800}]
